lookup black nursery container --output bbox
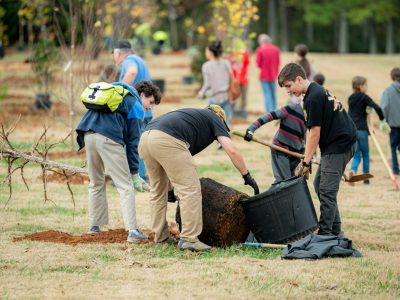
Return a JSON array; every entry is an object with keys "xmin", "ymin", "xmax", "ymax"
[{"xmin": 239, "ymin": 176, "xmax": 318, "ymax": 244}]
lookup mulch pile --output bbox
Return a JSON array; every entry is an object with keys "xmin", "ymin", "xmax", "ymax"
[{"xmin": 14, "ymin": 223, "xmax": 180, "ymax": 246}]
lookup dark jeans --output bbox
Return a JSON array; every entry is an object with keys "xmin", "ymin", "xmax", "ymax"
[
  {"xmin": 314, "ymin": 143, "xmax": 356, "ymax": 235},
  {"xmin": 350, "ymin": 130, "xmax": 369, "ymax": 174},
  {"xmin": 390, "ymin": 127, "xmax": 400, "ymax": 175},
  {"xmin": 271, "ymin": 149, "xmax": 300, "ymax": 184}
]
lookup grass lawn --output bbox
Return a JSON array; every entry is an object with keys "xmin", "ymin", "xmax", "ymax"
[{"xmin": 0, "ymin": 50, "xmax": 399, "ymax": 299}]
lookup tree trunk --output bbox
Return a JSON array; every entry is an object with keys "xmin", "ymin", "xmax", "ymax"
[
  {"xmin": 306, "ymin": 21, "xmax": 314, "ymax": 44},
  {"xmin": 175, "ymin": 178, "xmax": 249, "ymax": 247},
  {"xmin": 27, "ymin": 19, "xmax": 34, "ymax": 49},
  {"xmin": 279, "ymin": 0, "xmax": 288, "ymax": 51},
  {"xmin": 338, "ymin": 9, "xmax": 348, "ymax": 53},
  {"xmin": 268, "ymin": 0, "xmax": 277, "ymax": 42},
  {"xmin": 18, "ymin": 16, "xmax": 25, "ymax": 50},
  {"xmin": 68, "ymin": 0, "xmax": 77, "ymax": 151},
  {"xmin": 385, "ymin": 18, "xmax": 395, "ymax": 54},
  {"xmin": 369, "ymin": 19, "xmax": 377, "ymax": 54},
  {"xmin": 168, "ymin": 0, "xmax": 179, "ymax": 50}
]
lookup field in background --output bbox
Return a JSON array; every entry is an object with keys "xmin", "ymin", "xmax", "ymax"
[{"xmin": 0, "ymin": 50, "xmax": 399, "ymax": 299}]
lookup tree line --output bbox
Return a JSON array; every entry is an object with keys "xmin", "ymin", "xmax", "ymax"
[{"xmin": 0, "ymin": 0, "xmax": 398, "ymax": 54}]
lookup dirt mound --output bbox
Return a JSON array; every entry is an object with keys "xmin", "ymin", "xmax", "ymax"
[
  {"xmin": 47, "ymin": 150, "xmax": 86, "ymax": 160},
  {"xmin": 14, "ymin": 223, "xmax": 180, "ymax": 245},
  {"xmin": 45, "ymin": 171, "xmax": 90, "ymax": 185}
]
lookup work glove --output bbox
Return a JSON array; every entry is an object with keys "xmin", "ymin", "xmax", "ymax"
[
  {"xmin": 243, "ymin": 172, "xmax": 259, "ymax": 195},
  {"xmin": 380, "ymin": 120, "xmax": 390, "ymax": 134},
  {"xmin": 295, "ymin": 160, "xmax": 312, "ymax": 179},
  {"xmin": 167, "ymin": 189, "xmax": 177, "ymax": 203},
  {"xmin": 244, "ymin": 128, "xmax": 254, "ymax": 142},
  {"xmin": 132, "ymin": 174, "xmax": 151, "ymax": 192}
]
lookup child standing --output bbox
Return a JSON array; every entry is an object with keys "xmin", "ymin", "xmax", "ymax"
[
  {"xmin": 244, "ymin": 102, "xmax": 306, "ymax": 183},
  {"xmin": 348, "ymin": 76, "xmax": 386, "ymax": 184},
  {"xmin": 278, "ymin": 62, "xmax": 357, "ymax": 236}
]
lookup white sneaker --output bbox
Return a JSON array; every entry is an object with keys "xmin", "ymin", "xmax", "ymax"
[{"xmin": 127, "ymin": 229, "xmax": 148, "ymax": 243}]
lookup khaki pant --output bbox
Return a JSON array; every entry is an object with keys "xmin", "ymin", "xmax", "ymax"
[
  {"xmin": 85, "ymin": 132, "xmax": 137, "ymax": 230},
  {"xmin": 139, "ymin": 130, "xmax": 202, "ymax": 243}
]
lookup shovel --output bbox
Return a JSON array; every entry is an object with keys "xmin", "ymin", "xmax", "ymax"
[{"xmin": 233, "ymin": 131, "xmax": 373, "ymax": 183}]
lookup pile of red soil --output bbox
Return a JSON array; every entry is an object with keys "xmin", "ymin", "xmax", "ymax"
[
  {"xmin": 14, "ymin": 223, "xmax": 180, "ymax": 246},
  {"xmin": 44, "ymin": 171, "xmax": 90, "ymax": 185},
  {"xmin": 47, "ymin": 150, "xmax": 86, "ymax": 160}
]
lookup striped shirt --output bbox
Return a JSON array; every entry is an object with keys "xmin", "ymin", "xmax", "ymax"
[{"xmin": 248, "ymin": 104, "xmax": 306, "ymax": 153}]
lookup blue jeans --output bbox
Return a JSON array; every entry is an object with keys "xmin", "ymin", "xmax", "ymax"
[
  {"xmin": 260, "ymin": 80, "xmax": 277, "ymax": 112},
  {"xmin": 390, "ymin": 127, "xmax": 400, "ymax": 174},
  {"xmin": 351, "ymin": 130, "xmax": 369, "ymax": 174},
  {"xmin": 139, "ymin": 117, "xmax": 152, "ymax": 181},
  {"xmin": 208, "ymin": 99, "xmax": 231, "ymax": 128}
]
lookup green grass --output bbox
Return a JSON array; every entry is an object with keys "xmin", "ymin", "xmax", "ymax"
[
  {"xmin": 45, "ymin": 265, "xmax": 91, "ymax": 274},
  {"xmin": 144, "ymin": 243, "xmax": 282, "ymax": 260},
  {"xmin": 7, "ymin": 223, "xmax": 48, "ymax": 233},
  {"xmin": 91, "ymin": 254, "xmax": 119, "ymax": 263},
  {"xmin": 9, "ymin": 206, "xmax": 86, "ymax": 217},
  {"xmin": 197, "ymin": 163, "xmax": 235, "ymax": 175}
]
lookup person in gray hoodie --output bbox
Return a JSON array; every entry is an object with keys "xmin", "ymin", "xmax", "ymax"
[{"xmin": 381, "ymin": 67, "xmax": 400, "ymax": 175}]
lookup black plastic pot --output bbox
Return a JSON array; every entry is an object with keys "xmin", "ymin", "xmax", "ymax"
[
  {"xmin": 182, "ymin": 75, "xmax": 193, "ymax": 85},
  {"xmin": 35, "ymin": 93, "xmax": 52, "ymax": 110},
  {"xmin": 239, "ymin": 176, "xmax": 318, "ymax": 244},
  {"xmin": 152, "ymin": 79, "xmax": 165, "ymax": 94}
]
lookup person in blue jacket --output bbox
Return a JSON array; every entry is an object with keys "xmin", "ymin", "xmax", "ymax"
[
  {"xmin": 76, "ymin": 80, "xmax": 161, "ymax": 243},
  {"xmin": 113, "ymin": 39, "xmax": 155, "ymax": 185}
]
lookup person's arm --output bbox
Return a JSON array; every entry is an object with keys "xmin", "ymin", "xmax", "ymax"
[
  {"xmin": 122, "ymin": 64, "xmax": 138, "ymax": 85},
  {"xmin": 255, "ymin": 48, "xmax": 262, "ymax": 68},
  {"xmin": 380, "ymin": 89, "xmax": 390, "ymax": 120},
  {"xmin": 244, "ymin": 107, "xmax": 287, "ymax": 141},
  {"xmin": 217, "ymin": 136, "xmax": 248, "ymax": 175},
  {"xmin": 365, "ymin": 95, "xmax": 384, "ymax": 120},
  {"xmin": 198, "ymin": 64, "xmax": 211, "ymax": 98},
  {"xmin": 303, "ymin": 127, "xmax": 320, "ymax": 164}
]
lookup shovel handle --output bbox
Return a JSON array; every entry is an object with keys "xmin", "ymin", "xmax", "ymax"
[
  {"xmin": 370, "ymin": 129, "xmax": 399, "ymax": 189},
  {"xmin": 233, "ymin": 131, "xmax": 304, "ymax": 159},
  {"xmin": 243, "ymin": 242, "xmax": 287, "ymax": 249}
]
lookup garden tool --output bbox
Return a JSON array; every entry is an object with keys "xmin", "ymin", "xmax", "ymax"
[
  {"xmin": 243, "ymin": 242, "xmax": 287, "ymax": 249},
  {"xmin": 233, "ymin": 131, "xmax": 373, "ymax": 183},
  {"xmin": 370, "ymin": 129, "xmax": 399, "ymax": 190}
]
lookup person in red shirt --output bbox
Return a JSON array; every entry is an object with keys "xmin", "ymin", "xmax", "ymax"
[
  {"xmin": 229, "ymin": 39, "xmax": 250, "ymax": 112},
  {"xmin": 255, "ymin": 34, "xmax": 281, "ymax": 112}
]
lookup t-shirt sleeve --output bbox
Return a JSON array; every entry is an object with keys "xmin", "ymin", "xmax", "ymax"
[
  {"xmin": 211, "ymin": 114, "xmax": 230, "ymax": 139},
  {"xmin": 306, "ymin": 91, "xmax": 324, "ymax": 128}
]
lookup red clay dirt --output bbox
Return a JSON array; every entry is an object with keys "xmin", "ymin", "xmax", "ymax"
[
  {"xmin": 44, "ymin": 171, "xmax": 90, "ymax": 185},
  {"xmin": 14, "ymin": 223, "xmax": 180, "ymax": 246}
]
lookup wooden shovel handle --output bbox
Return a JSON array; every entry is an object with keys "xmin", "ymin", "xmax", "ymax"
[
  {"xmin": 232, "ymin": 131, "xmax": 304, "ymax": 159},
  {"xmin": 370, "ymin": 129, "xmax": 399, "ymax": 189}
]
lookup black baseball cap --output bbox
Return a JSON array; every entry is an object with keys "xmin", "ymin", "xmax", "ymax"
[{"xmin": 112, "ymin": 40, "xmax": 132, "ymax": 53}]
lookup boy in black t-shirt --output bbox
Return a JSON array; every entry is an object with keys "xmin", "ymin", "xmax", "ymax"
[{"xmin": 278, "ymin": 63, "xmax": 357, "ymax": 236}]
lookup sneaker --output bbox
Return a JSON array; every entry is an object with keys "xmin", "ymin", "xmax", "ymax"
[
  {"xmin": 88, "ymin": 226, "xmax": 101, "ymax": 234},
  {"xmin": 178, "ymin": 239, "xmax": 211, "ymax": 251},
  {"xmin": 363, "ymin": 179, "xmax": 370, "ymax": 185},
  {"xmin": 127, "ymin": 229, "xmax": 148, "ymax": 243}
]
